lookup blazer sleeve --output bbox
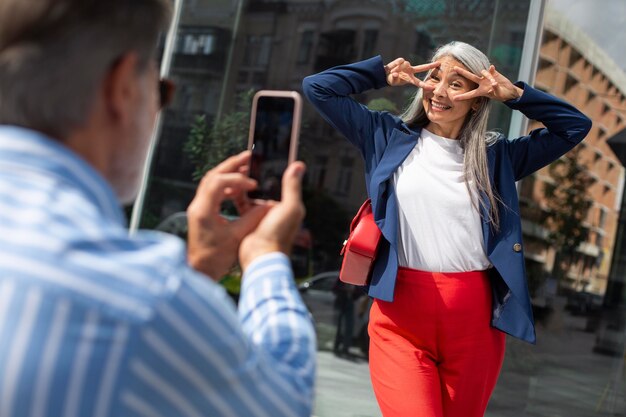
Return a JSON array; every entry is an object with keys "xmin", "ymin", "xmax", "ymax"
[
  {"xmin": 302, "ymin": 56, "xmax": 389, "ymax": 155},
  {"xmin": 502, "ymin": 82, "xmax": 593, "ymax": 181}
]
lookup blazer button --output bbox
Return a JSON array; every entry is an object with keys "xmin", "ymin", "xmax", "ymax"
[{"xmin": 513, "ymin": 243, "xmax": 522, "ymax": 252}]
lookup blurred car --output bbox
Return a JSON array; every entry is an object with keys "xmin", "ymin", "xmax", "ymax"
[
  {"xmin": 298, "ymin": 271, "xmax": 371, "ymax": 356},
  {"xmin": 565, "ymin": 291, "xmax": 604, "ymax": 315}
]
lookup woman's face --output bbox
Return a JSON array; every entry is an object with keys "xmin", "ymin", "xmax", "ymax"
[{"xmin": 421, "ymin": 56, "xmax": 479, "ymax": 139}]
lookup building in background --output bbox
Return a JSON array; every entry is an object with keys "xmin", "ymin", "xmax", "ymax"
[
  {"xmin": 138, "ymin": 0, "xmax": 536, "ymax": 272},
  {"xmin": 518, "ymin": 6, "xmax": 626, "ymax": 298},
  {"xmin": 138, "ymin": 0, "xmax": 626, "ymax": 295},
  {"xmin": 593, "ymin": 128, "xmax": 626, "ymax": 355}
]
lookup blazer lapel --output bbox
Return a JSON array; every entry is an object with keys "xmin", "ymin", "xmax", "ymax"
[
  {"xmin": 481, "ymin": 146, "xmax": 497, "ymax": 254},
  {"xmin": 369, "ymin": 126, "xmax": 418, "ymax": 242}
]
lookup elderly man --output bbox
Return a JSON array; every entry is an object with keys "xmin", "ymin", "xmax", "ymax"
[{"xmin": 0, "ymin": 1, "xmax": 315, "ymax": 416}]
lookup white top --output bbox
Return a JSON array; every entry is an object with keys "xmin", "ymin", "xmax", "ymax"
[{"xmin": 393, "ymin": 128, "xmax": 491, "ymax": 272}]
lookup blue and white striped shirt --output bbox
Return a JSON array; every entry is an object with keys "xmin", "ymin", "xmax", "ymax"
[{"xmin": 0, "ymin": 126, "xmax": 316, "ymax": 417}]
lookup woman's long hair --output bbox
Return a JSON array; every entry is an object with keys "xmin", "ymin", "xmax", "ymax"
[{"xmin": 400, "ymin": 41, "xmax": 502, "ymax": 230}]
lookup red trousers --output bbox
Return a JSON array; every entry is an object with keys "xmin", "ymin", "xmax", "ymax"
[{"xmin": 368, "ymin": 268, "xmax": 505, "ymax": 417}]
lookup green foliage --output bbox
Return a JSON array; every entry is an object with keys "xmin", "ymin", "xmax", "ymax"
[
  {"xmin": 367, "ymin": 97, "xmax": 399, "ymax": 113},
  {"xmin": 184, "ymin": 89, "xmax": 254, "ymax": 181},
  {"xmin": 542, "ymin": 147, "xmax": 593, "ymax": 280},
  {"xmin": 219, "ymin": 268, "xmax": 242, "ymax": 295}
]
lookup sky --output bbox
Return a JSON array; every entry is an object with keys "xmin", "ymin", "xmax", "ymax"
[{"xmin": 548, "ymin": 0, "xmax": 626, "ymax": 73}]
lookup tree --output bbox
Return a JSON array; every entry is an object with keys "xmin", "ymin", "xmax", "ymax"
[
  {"xmin": 542, "ymin": 147, "xmax": 594, "ymax": 288},
  {"xmin": 366, "ymin": 97, "xmax": 399, "ymax": 113},
  {"xmin": 179, "ymin": 90, "xmax": 254, "ymax": 292},
  {"xmin": 183, "ymin": 89, "xmax": 254, "ymax": 181}
]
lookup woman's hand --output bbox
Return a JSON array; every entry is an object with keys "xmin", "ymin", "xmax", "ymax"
[
  {"xmin": 452, "ymin": 65, "xmax": 523, "ymax": 102},
  {"xmin": 384, "ymin": 58, "xmax": 440, "ymax": 89}
]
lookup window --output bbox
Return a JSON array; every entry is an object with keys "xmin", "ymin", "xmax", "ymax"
[
  {"xmin": 243, "ymin": 35, "xmax": 272, "ymax": 67},
  {"xmin": 591, "ymin": 65, "xmax": 600, "ymax": 79},
  {"xmin": 538, "ymin": 57, "xmax": 553, "ymax": 71},
  {"xmin": 608, "ymin": 160, "xmax": 615, "ymax": 171},
  {"xmin": 563, "ymin": 73, "xmax": 578, "ymax": 94},
  {"xmin": 507, "ymin": 31, "xmax": 525, "ymax": 65},
  {"xmin": 178, "ymin": 84, "xmax": 192, "ymax": 112},
  {"xmin": 543, "ymin": 30, "xmax": 558, "ymax": 45},
  {"xmin": 314, "ymin": 29, "xmax": 356, "ymax": 72},
  {"xmin": 180, "ymin": 33, "xmax": 215, "ymax": 55},
  {"xmin": 594, "ymin": 151, "xmax": 602, "ymax": 163},
  {"xmin": 361, "ymin": 29, "xmax": 379, "ymax": 59},
  {"xmin": 310, "ymin": 156, "xmax": 328, "ymax": 189},
  {"xmin": 599, "ymin": 207, "xmax": 607, "ymax": 229},
  {"xmin": 297, "ymin": 30, "xmax": 315, "ymax": 64},
  {"xmin": 335, "ymin": 157, "xmax": 354, "ymax": 195},
  {"xmin": 413, "ymin": 30, "xmax": 433, "ymax": 62},
  {"xmin": 568, "ymin": 49, "xmax": 582, "ymax": 67}
]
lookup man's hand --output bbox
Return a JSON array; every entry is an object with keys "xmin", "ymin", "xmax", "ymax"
[
  {"xmin": 239, "ymin": 161, "xmax": 306, "ymax": 271},
  {"xmin": 187, "ymin": 151, "xmax": 271, "ymax": 280}
]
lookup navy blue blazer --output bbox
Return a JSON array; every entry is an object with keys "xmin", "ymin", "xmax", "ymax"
[{"xmin": 302, "ymin": 56, "xmax": 592, "ymax": 343}]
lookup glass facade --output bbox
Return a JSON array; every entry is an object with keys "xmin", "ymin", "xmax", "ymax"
[
  {"xmin": 137, "ymin": 0, "xmax": 532, "ymax": 253},
  {"xmin": 132, "ymin": 0, "xmax": 626, "ymax": 415}
]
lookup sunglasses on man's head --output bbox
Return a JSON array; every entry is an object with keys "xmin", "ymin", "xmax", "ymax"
[{"xmin": 158, "ymin": 78, "xmax": 175, "ymax": 108}]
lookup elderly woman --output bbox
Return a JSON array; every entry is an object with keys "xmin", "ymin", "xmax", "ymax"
[{"xmin": 303, "ymin": 41, "xmax": 591, "ymax": 417}]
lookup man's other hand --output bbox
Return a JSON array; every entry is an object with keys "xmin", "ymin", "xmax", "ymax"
[{"xmin": 186, "ymin": 151, "xmax": 270, "ymax": 280}]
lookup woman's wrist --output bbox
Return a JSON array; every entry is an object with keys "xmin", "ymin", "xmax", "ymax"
[
  {"xmin": 511, "ymin": 85, "xmax": 524, "ymax": 100},
  {"xmin": 501, "ymin": 85, "xmax": 524, "ymax": 102},
  {"xmin": 383, "ymin": 64, "xmax": 391, "ymax": 86}
]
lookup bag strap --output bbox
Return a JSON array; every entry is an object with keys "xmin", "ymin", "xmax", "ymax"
[
  {"xmin": 341, "ymin": 199, "xmax": 373, "ymax": 256},
  {"xmin": 349, "ymin": 199, "xmax": 372, "ymax": 232}
]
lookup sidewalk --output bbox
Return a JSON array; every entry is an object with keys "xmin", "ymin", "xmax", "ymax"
[
  {"xmin": 313, "ymin": 309, "xmax": 625, "ymax": 417},
  {"xmin": 313, "ymin": 351, "xmax": 381, "ymax": 417}
]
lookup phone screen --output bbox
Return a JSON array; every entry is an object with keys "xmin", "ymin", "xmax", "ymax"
[{"xmin": 248, "ymin": 95, "xmax": 296, "ymax": 200}]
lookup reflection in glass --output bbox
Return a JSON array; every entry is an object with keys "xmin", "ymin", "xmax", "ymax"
[{"xmin": 132, "ymin": 1, "xmax": 624, "ymax": 416}]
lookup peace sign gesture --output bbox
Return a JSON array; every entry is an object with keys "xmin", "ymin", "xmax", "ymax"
[
  {"xmin": 384, "ymin": 57, "xmax": 440, "ymax": 89},
  {"xmin": 452, "ymin": 65, "xmax": 523, "ymax": 102}
]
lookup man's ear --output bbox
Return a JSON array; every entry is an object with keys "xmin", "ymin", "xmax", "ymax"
[{"xmin": 103, "ymin": 52, "xmax": 141, "ymax": 125}]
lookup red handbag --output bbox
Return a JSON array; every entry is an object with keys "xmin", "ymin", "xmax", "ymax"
[{"xmin": 339, "ymin": 199, "xmax": 382, "ymax": 285}]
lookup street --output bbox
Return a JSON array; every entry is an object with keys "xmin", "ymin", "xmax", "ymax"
[{"xmin": 313, "ymin": 307, "xmax": 625, "ymax": 417}]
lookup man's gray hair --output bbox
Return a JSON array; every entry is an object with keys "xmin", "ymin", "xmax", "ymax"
[{"xmin": 0, "ymin": 0, "xmax": 172, "ymax": 139}]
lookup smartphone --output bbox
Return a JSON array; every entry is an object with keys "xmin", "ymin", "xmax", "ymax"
[{"xmin": 247, "ymin": 90, "xmax": 302, "ymax": 200}]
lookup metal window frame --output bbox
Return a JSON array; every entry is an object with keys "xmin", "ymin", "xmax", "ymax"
[
  {"xmin": 508, "ymin": 0, "xmax": 547, "ymax": 140},
  {"xmin": 129, "ymin": 0, "xmax": 184, "ymax": 233}
]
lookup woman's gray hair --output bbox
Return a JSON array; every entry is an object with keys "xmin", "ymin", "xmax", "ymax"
[
  {"xmin": 0, "ymin": 0, "xmax": 172, "ymax": 139},
  {"xmin": 400, "ymin": 41, "xmax": 502, "ymax": 230}
]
